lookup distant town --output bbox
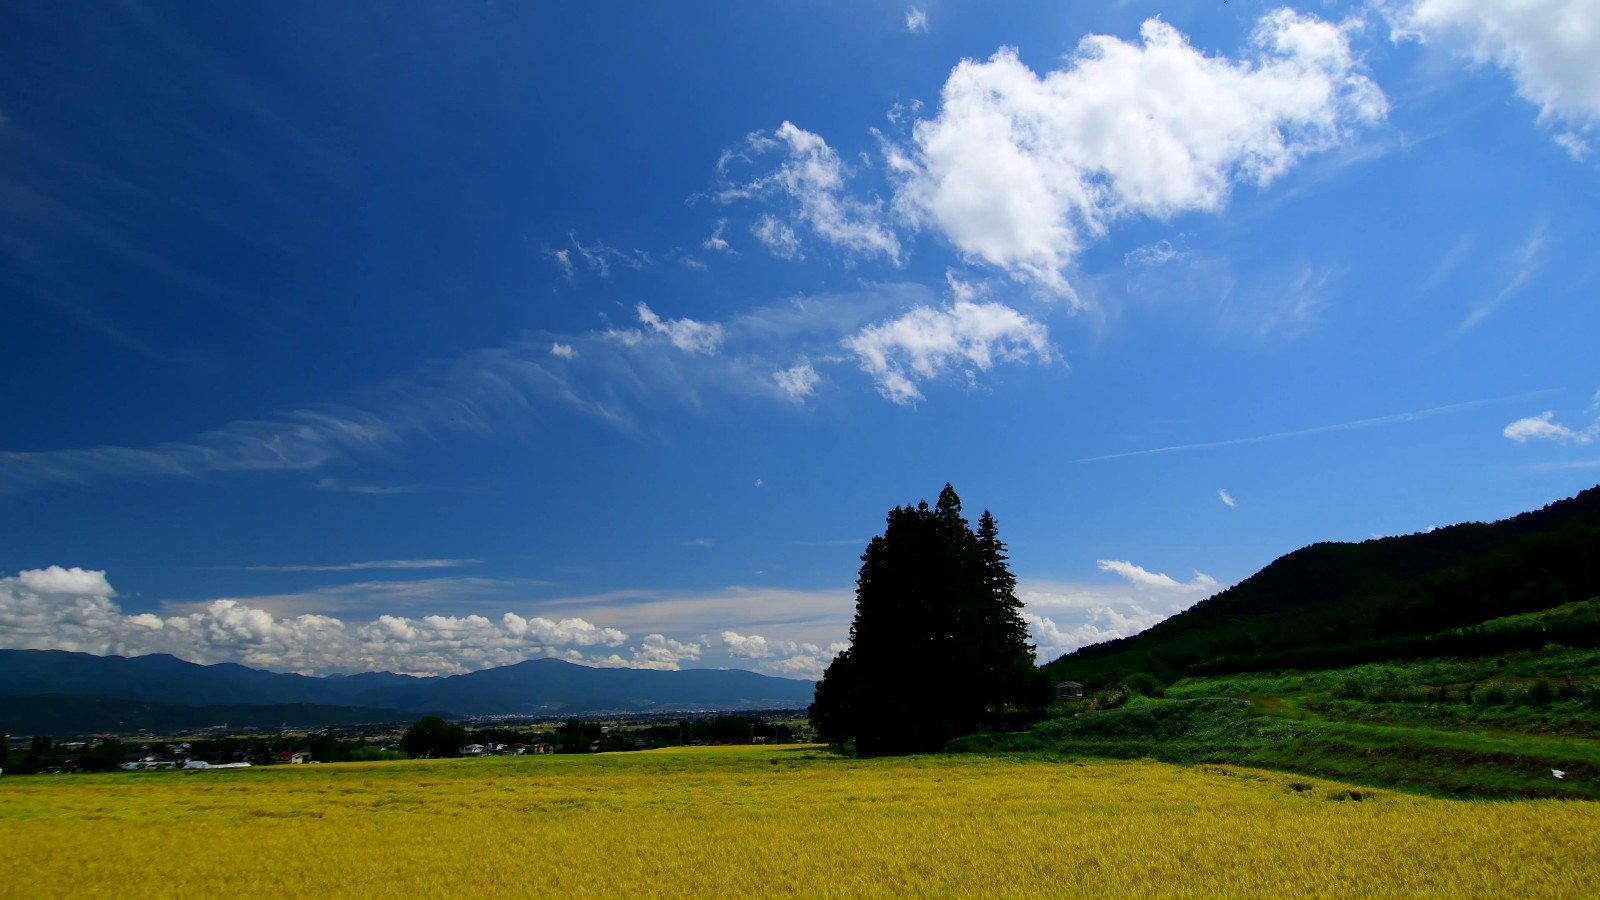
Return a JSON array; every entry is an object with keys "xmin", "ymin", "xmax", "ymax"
[{"xmin": 2, "ymin": 709, "xmax": 813, "ymax": 775}]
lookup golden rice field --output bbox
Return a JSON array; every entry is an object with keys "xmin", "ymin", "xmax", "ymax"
[{"xmin": 4, "ymin": 746, "xmax": 1598, "ymax": 898}]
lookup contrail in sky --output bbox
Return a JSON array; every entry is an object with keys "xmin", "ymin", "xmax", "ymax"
[{"xmin": 1076, "ymin": 390, "xmax": 1557, "ymax": 463}]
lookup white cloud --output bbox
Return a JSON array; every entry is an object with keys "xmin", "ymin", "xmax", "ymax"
[
  {"xmin": 887, "ymin": 10, "xmax": 1385, "ymax": 297},
  {"xmin": 0, "ymin": 283, "xmax": 947, "ymax": 493},
  {"xmin": 1096, "ymin": 559, "xmax": 1220, "ymax": 593},
  {"xmin": 1024, "ymin": 609, "xmax": 1169, "ymax": 663},
  {"xmin": 723, "ymin": 122, "xmax": 901, "ymax": 263},
  {"xmin": 753, "ymin": 214, "xmax": 804, "ymax": 260},
  {"xmin": 844, "ymin": 299, "xmax": 1053, "ymax": 404},
  {"xmin": 1503, "ymin": 411, "xmax": 1597, "ymax": 444},
  {"xmin": 754, "ymin": 478, "xmax": 765, "ymax": 488},
  {"xmin": 905, "ymin": 7, "xmax": 928, "ymax": 34},
  {"xmin": 1219, "ymin": 489, "xmax": 1238, "ymax": 508},
  {"xmin": 17, "ymin": 565, "xmax": 114, "ymax": 597},
  {"xmin": 1019, "ymin": 572, "xmax": 1223, "ymax": 661},
  {"xmin": 1389, "ymin": 0, "xmax": 1600, "ymax": 128},
  {"xmin": 719, "ymin": 631, "xmax": 846, "ymax": 680},
  {"xmin": 774, "ymin": 361, "xmax": 821, "ymax": 401},
  {"xmin": 236, "ymin": 559, "xmax": 477, "ymax": 573},
  {"xmin": 722, "ymin": 630, "xmax": 777, "ymax": 658},
  {"xmin": 547, "ymin": 248, "xmax": 575, "ymax": 280},
  {"xmin": 624, "ymin": 633, "xmax": 703, "ymax": 671},
  {"xmin": 550, "ymin": 342, "xmax": 578, "ymax": 360},
  {"xmin": 314, "ymin": 478, "xmax": 414, "ymax": 496},
  {"xmin": 0, "ymin": 566, "xmax": 651, "ymax": 676},
  {"xmin": 636, "ymin": 302, "xmax": 726, "ymax": 355},
  {"xmin": 1124, "ymin": 240, "xmax": 1187, "ymax": 267},
  {"xmin": 568, "ymin": 233, "xmax": 650, "ymax": 277},
  {"xmin": 1554, "ymin": 132, "xmax": 1591, "ymax": 160},
  {"xmin": 703, "ymin": 218, "xmax": 736, "ymax": 254},
  {"xmin": 1459, "ymin": 224, "xmax": 1544, "ymax": 332}
]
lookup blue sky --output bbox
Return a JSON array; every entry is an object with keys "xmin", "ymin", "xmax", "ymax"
[{"xmin": 2, "ymin": 0, "xmax": 1597, "ymax": 679}]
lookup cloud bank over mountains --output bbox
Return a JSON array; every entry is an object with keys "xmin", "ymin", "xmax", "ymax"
[{"xmin": 1, "ymin": 561, "xmax": 1217, "ymax": 678}]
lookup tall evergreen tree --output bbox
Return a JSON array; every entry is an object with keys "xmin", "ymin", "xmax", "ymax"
[{"xmin": 810, "ymin": 485, "xmax": 1046, "ymax": 755}]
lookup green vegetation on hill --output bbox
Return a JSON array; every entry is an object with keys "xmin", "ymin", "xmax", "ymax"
[
  {"xmin": 1046, "ymin": 484, "xmax": 1600, "ymax": 688},
  {"xmin": 962, "ymin": 486, "xmax": 1600, "ymax": 800}
]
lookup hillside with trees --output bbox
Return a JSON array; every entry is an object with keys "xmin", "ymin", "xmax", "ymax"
[
  {"xmin": 810, "ymin": 485, "xmax": 1052, "ymax": 754},
  {"xmin": 1045, "ymin": 484, "xmax": 1600, "ymax": 689}
]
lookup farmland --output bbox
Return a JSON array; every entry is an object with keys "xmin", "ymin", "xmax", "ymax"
[{"xmin": 4, "ymin": 746, "xmax": 1597, "ymax": 898}]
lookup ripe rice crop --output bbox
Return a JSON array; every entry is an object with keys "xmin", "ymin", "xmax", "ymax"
[{"xmin": 3, "ymin": 746, "xmax": 1596, "ymax": 898}]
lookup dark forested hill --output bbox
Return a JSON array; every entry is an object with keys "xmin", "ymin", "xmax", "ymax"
[
  {"xmin": 0, "ymin": 651, "xmax": 816, "ymax": 733},
  {"xmin": 1045, "ymin": 484, "xmax": 1600, "ymax": 687}
]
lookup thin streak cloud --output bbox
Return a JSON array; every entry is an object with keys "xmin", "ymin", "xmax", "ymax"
[
  {"xmin": 231, "ymin": 559, "xmax": 480, "ymax": 573},
  {"xmin": 1076, "ymin": 392, "xmax": 1556, "ymax": 462}
]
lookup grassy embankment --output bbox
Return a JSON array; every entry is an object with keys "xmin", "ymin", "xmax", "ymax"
[
  {"xmin": 5, "ymin": 746, "xmax": 1600, "ymax": 898},
  {"xmin": 959, "ymin": 603, "xmax": 1600, "ymax": 799}
]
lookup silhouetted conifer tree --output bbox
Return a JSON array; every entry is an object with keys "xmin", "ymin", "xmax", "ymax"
[{"xmin": 810, "ymin": 485, "xmax": 1047, "ymax": 755}]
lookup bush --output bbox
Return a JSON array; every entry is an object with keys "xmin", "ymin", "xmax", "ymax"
[
  {"xmin": 1123, "ymin": 672, "xmax": 1165, "ymax": 698},
  {"xmin": 1475, "ymin": 686, "xmax": 1511, "ymax": 707},
  {"xmin": 1526, "ymin": 678, "xmax": 1557, "ymax": 706}
]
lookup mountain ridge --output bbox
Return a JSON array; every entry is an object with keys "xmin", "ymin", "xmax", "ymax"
[{"xmin": 0, "ymin": 650, "xmax": 816, "ymax": 732}]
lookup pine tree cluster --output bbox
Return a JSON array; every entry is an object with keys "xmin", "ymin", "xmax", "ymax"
[{"xmin": 809, "ymin": 484, "xmax": 1052, "ymax": 755}]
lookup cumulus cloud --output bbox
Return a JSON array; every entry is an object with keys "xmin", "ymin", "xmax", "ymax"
[
  {"xmin": 1019, "ymin": 572, "xmax": 1223, "ymax": 662},
  {"xmin": 721, "ymin": 122, "xmax": 901, "ymax": 263},
  {"xmin": 844, "ymin": 298, "xmax": 1053, "ymax": 404},
  {"xmin": 1503, "ymin": 411, "xmax": 1598, "ymax": 444},
  {"xmin": 774, "ymin": 361, "xmax": 821, "ymax": 401},
  {"xmin": 623, "ymin": 633, "xmax": 704, "ymax": 671},
  {"xmin": 886, "ymin": 10, "xmax": 1385, "ymax": 296},
  {"xmin": 1219, "ymin": 489, "xmax": 1238, "ymax": 508},
  {"xmin": 1388, "ymin": 0, "xmax": 1600, "ymax": 130},
  {"xmin": 635, "ymin": 302, "xmax": 726, "ymax": 355},
  {"xmin": 0, "ymin": 567, "xmax": 637, "ymax": 676},
  {"xmin": 17, "ymin": 565, "xmax": 115, "ymax": 596},
  {"xmin": 550, "ymin": 342, "xmax": 578, "ymax": 360},
  {"xmin": 905, "ymin": 7, "xmax": 928, "ymax": 34},
  {"xmin": 1097, "ymin": 559, "xmax": 1220, "ymax": 592},
  {"xmin": 720, "ymin": 631, "xmax": 846, "ymax": 680}
]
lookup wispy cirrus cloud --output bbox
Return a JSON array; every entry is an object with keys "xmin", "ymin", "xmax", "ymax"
[
  {"xmin": 1077, "ymin": 391, "xmax": 1554, "ymax": 462},
  {"xmin": 314, "ymin": 477, "xmax": 416, "ymax": 496},
  {"xmin": 230, "ymin": 558, "xmax": 479, "ymax": 573},
  {"xmin": 1458, "ymin": 223, "xmax": 1545, "ymax": 332},
  {"xmin": 0, "ymin": 279, "xmax": 1050, "ymax": 496}
]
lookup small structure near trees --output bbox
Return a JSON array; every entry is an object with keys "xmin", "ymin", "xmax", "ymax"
[{"xmin": 1056, "ymin": 681, "xmax": 1085, "ymax": 700}]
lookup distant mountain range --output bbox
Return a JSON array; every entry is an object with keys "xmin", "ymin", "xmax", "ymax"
[
  {"xmin": 1045, "ymin": 483, "xmax": 1600, "ymax": 686},
  {"xmin": 0, "ymin": 651, "xmax": 817, "ymax": 735}
]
